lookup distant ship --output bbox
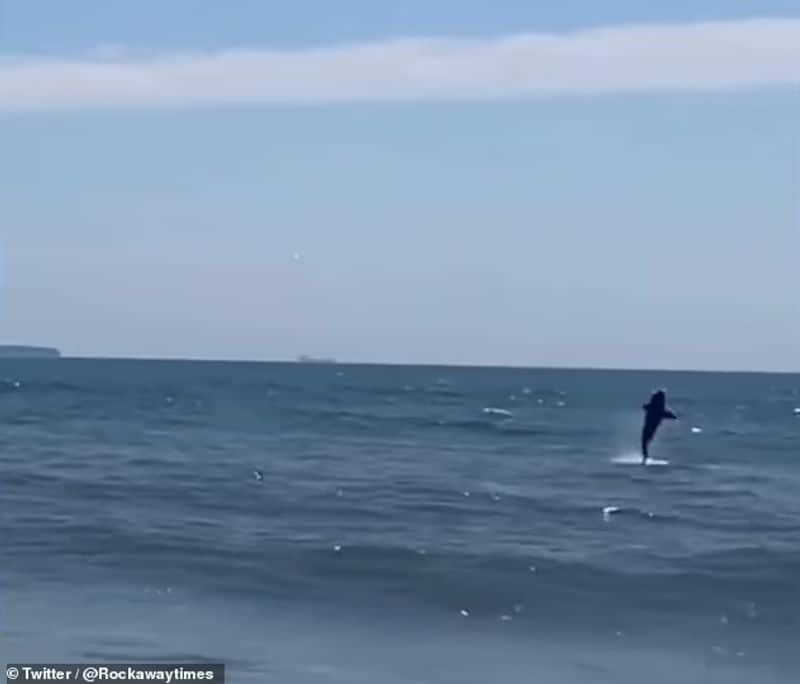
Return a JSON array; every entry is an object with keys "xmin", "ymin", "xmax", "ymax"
[
  {"xmin": 296, "ymin": 355, "xmax": 337, "ymax": 364},
  {"xmin": 0, "ymin": 345, "xmax": 61, "ymax": 359}
]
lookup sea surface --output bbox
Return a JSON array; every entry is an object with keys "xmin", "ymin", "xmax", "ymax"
[{"xmin": 2, "ymin": 359, "xmax": 799, "ymax": 683}]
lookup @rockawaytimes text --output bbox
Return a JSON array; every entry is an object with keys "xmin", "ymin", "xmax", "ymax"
[{"xmin": 6, "ymin": 665, "xmax": 224, "ymax": 683}]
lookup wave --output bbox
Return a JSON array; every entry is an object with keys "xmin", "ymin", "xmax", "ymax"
[
  {"xmin": 0, "ymin": 379, "xmax": 98, "ymax": 395},
  {"xmin": 10, "ymin": 534, "xmax": 799, "ymax": 631},
  {"xmin": 289, "ymin": 406, "xmax": 555, "ymax": 437}
]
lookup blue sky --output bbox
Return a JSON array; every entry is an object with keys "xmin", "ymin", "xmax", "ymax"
[{"xmin": 1, "ymin": 1, "xmax": 798, "ymax": 370}]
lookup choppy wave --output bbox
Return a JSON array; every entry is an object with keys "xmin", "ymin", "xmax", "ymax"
[{"xmin": 7, "ymin": 516, "xmax": 800, "ymax": 631}]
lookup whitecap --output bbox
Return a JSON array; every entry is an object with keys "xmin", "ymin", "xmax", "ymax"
[
  {"xmin": 611, "ymin": 453, "xmax": 669, "ymax": 466},
  {"xmin": 483, "ymin": 407, "xmax": 512, "ymax": 418}
]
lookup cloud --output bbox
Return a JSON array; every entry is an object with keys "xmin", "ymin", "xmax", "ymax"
[{"xmin": 1, "ymin": 18, "xmax": 798, "ymax": 111}]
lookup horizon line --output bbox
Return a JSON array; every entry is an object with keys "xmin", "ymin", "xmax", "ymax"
[{"xmin": 39, "ymin": 353, "xmax": 800, "ymax": 376}]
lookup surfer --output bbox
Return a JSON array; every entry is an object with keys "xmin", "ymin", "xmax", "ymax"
[{"xmin": 641, "ymin": 389, "xmax": 677, "ymax": 464}]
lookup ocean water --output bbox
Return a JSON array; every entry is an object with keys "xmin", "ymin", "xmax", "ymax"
[{"xmin": 2, "ymin": 359, "xmax": 799, "ymax": 683}]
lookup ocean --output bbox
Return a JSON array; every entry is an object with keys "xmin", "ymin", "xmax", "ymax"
[{"xmin": 2, "ymin": 359, "xmax": 798, "ymax": 683}]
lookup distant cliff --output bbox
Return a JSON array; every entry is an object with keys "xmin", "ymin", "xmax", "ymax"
[{"xmin": 0, "ymin": 345, "xmax": 61, "ymax": 359}]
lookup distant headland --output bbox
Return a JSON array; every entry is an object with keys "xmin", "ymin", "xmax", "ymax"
[{"xmin": 0, "ymin": 345, "xmax": 61, "ymax": 359}]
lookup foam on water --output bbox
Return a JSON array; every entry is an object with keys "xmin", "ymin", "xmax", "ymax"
[
  {"xmin": 611, "ymin": 452, "xmax": 670, "ymax": 466},
  {"xmin": 483, "ymin": 407, "xmax": 513, "ymax": 417}
]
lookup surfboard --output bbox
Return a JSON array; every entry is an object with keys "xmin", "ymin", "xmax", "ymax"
[{"xmin": 611, "ymin": 454, "xmax": 669, "ymax": 467}]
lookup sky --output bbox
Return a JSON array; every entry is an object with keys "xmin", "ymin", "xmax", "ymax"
[{"xmin": 1, "ymin": 1, "xmax": 798, "ymax": 371}]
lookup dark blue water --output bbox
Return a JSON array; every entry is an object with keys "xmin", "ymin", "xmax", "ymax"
[{"xmin": 2, "ymin": 360, "xmax": 799, "ymax": 683}]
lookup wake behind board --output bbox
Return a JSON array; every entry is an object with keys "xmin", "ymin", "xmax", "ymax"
[{"xmin": 612, "ymin": 454, "xmax": 669, "ymax": 467}]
